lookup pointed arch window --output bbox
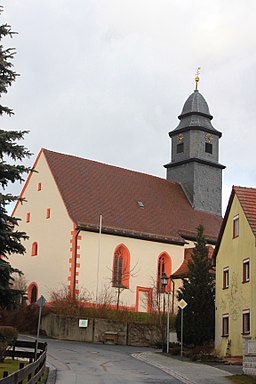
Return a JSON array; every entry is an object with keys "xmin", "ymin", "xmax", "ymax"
[
  {"xmin": 112, "ymin": 244, "xmax": 130, "ymax": 289},
  {"xmin": 28, "ymin": 282, "xmax": 38, "ymax": 304},
  {"xmin": 31, "ymin": 242, "xmax": 38, "ymax": 256},
  {"xmin": 157, "ymin": 252, "xmax": 172, "ymax": 293}
]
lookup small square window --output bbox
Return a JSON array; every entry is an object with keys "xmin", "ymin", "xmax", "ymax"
[
  {"xmin": 223, "ymin": 267, "xmax": 229, "ymax": 289},
  {"xmin": 176, "ymin": 143, "xmax": 184, "ymax": 154},
  {"xmin": 38, "ymin": 182, "xmax": 42, "ymax": 191},
  {"xmin": 233, "ymin": 215, "xmax": 239, "ymax": 238},
  {"xmin": 26, "ymin": 212, "xmax": 31, "ymax": 223},
  {"xmin": 205, "ymin": 142, "xmax": 213, "ymax": 154},
  {"xmin": 222, "ymin": 315, "xmax": 229, "ymax": 336},
  {"xmin": 243, "ymin": 259, "xmax": 250, "ymax": 283},
  {"xmin": 242, "ymin": 310, "xmax": 250, "ymax": 334}
]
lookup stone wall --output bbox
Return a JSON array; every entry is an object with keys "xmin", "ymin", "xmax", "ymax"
[
  {"xmin": 243, "ymin": 337, "xmax": 256, "ymax": 375},
  {"xmin": 41, "ymin": 313, "xmax": 162, "ymax": 347}
]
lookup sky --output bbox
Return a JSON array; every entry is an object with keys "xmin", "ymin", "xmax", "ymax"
[{"xmin": 1, "ymin": 0, "xmax": 256, "ymax": 214}]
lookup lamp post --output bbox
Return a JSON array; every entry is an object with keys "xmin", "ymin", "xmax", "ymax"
[{"xmin": 161, "ymin": 273, "xmax": 168, "ymax": 352}]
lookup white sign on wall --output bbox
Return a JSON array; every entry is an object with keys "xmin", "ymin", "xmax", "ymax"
[{"xmin": 79, "ymin": 319, "xmax": 88, "ymax": 328}]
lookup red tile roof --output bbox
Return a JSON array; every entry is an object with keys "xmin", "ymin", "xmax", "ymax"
[
  {"xmin": 214, "ymin": 186, "xmax": 256, "ymax": 261},
  {"xmin": 171, "ymin": 246, "xmax": 214, "ymax": 278},
  {"xmin": 234, "ymin": 186, "xmax": 256, "ymax": 236},
  {"xmin": 171, "ymin": 248, "xmax": 193, "ymax": 278},
  {"xmin": 42, "ymin": 148, "xmax": 222, "ymax": 244}
]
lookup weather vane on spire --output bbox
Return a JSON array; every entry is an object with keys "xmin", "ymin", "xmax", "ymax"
[{"xmin": 195, "ymin": 67, "xmax": 201, "ymax": 91}]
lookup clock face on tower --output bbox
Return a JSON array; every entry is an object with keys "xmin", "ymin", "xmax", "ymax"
[{"xmin": 205, "ymin": 133, "xmax": 213, "ymax": 143}]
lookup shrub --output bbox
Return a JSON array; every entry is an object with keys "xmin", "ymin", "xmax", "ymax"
[
  {"xmin": 0, "ymin": 326, "xmax": 18, "ymax": 344},
  {"xmin": 0, "ymin": 326, "xmax": 18, "ymax": 361}
]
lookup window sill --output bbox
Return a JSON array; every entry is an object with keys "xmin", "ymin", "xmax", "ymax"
[{"xmin": 222, "ymin": 286, "xmax": 229, "ymax": 290}]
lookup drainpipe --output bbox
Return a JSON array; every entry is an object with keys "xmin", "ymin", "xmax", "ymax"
[
  {"xmin": 73, "ymin": 226, "xmax": 81, "ymax": 300},
  {"xmin": 171, "ymin": 279, "xmax": 175, "ymax": 314}
]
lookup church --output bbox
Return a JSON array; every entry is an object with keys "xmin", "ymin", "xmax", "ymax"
[{"xmin": 11, "ymin": 83, "xmax": 224, "ymax": 312}]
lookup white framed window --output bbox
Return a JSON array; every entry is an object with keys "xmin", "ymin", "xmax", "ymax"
[
  {"xmin": 243, "ymin": 259, "xmax": 250, "ymax": 283},
  {"xmin": 223, "ymin": 267, "xmax": 229, "ymax": 289},
  {"xmin": 222, "ymin": 314, "xmax": 229, "ymax": 337},
  {"xmin": 242, "ymin": 310, "xmax": 250, "ymax": 334},
  {"xmin": 233, "ymin": 215, "xmax": 239, "ymax": 238}
]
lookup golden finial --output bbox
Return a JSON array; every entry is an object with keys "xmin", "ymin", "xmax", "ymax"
[{"xmin": 195, "ymin": 67, "xmax": 201, "ymax": 91}]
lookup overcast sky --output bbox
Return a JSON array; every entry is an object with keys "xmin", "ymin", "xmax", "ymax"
[{"xmin": 1, "ymin": 0, "xmax": 256, "ymax": 214}]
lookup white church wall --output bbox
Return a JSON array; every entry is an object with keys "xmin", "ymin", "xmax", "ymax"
[
  {"xmin": 11, "ymin": 151, "xmax": 73, "ymax": 300},
  {"xmin": 78, "ymin": 230, "xmax": 185, "ymax": 310}
]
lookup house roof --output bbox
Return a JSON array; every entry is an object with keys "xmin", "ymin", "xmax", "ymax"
[
  {"xmin": 41, "ymin": 148, "xmax": 222, "ymax": 244},
  {"xmin": 171, "ymin": 246, "xmax": 214, "ymax": 279},
  {"xmin": 234, "ymin": 186, "xmax": 256, "ymax": 236},
  {"xmin": 214, "ymin": 186, "xmax": 256, "ymax": 261}
]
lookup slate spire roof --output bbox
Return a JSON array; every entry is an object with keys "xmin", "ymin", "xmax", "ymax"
[
  {"xmin": 169, "ymin": 90, "xmax": 222, "ymax": 137},
  {"xmin": 41, "ymin": 148, "xmax": 222, "ymax": 244}
]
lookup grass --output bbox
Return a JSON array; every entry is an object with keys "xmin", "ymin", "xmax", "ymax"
[
  {"xmin": 228, "ymin": 375, "xmax": 256, "ymax": 384},
  {"xmin": 0, "ymin": 358, "xmax": 28, "ymax": 377},
  {"xmin": 0, "ymin": 358, "xmax": 48, "ymax": 383}
]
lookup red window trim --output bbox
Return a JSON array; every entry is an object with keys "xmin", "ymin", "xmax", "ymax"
[
  {"xmin": 26, "ymin": 212, "xmax": 31, "ymax": 223},
  {"xmin": 135, "ymin": 286, "xmax": 153, "ymax": 313},
  {"xmin": 31, "ymin": 242, "xmax": 38, "ymax": 256}
]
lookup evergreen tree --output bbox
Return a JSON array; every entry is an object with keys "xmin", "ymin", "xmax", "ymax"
[
  {"xmin": 0, "ymin": 5, "xmax": 31, "ymax": 309},
  {"xmin": 175, "ymin": 225, "xmax": 215, "ymax": 345}
]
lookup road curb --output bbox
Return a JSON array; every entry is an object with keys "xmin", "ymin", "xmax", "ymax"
[
  {"xmin": 132, "ymin": 352, "xmax": 196, "ymax": 384},
  {"xmin": 46, "ymin": 363, "xmax": 57, "ymax": 384}
]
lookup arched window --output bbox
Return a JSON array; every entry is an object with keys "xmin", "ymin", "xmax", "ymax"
[
  {"xmin": 31, "ymin": 242, "xmax": 38, "ymax": 256},
  {"xmin": 112, "ymin": 244, "xmax": 130, "ymax": 289},
  {"xmin": 157, "ymin": 252, "xmax": 172, "ymax": 292},
  {"xmin": 27, "ymin": 282, "xmax": 38, "ymax": 304}
]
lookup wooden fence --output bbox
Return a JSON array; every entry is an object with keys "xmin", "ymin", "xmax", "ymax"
[{"xmin": 0, "ymin": 340, "xmax": 47, "ymax": 383}]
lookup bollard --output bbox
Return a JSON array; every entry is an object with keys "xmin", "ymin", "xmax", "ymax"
[{"xmin": 3, "ymin": 371, "xmax": 8, "ymax": 377}]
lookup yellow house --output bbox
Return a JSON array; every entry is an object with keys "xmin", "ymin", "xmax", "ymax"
[{"xmin": 215, "ymin": 186, "xmax": 256, "ymax": 357}]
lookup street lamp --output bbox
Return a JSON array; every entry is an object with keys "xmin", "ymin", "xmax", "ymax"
[{"xmin": 161, "ymin": 273, "xmax": 169, "ymax": 352}]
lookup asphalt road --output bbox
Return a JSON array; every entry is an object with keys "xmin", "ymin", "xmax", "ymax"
[{"xmin": 46, "ymin": 339, "xmax": 182, "ymax": 384}]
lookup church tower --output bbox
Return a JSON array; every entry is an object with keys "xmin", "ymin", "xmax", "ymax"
[{"xmin": 164, "ymin": 75, "xmax": 225, "ymax": 216}]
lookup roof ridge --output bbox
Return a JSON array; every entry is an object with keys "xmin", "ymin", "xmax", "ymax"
[{"xmin": 42, "ymin": 147, "xmax": 178, "ymax": 184}]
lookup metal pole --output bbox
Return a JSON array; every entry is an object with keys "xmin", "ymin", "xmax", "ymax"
[
  {"xmin": 35, "ymin": 305, "xmax": 42, "ymax": 360},
  {"xmin": 167, "ymin": 291, "xmax": 170, "ymax": 353},
  {"xmin": 162, "ymin": 292, "xmax": 166, "ymax": 352},
  {"xmin": 96, "ymin": 214, "xmax": 102, "ymax": 301},
  {"xmin": 181, "ymin": 309, "xmax": 183, "ymax": 358}
]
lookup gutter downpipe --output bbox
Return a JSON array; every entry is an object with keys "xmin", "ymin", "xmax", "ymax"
[
  {"xmin": 73, "ymin": 226, "xmax": 81, "ymax": 300},
  {"xmin": 96, "ymin": 214, "xmax": 103, "ymax": 302}
]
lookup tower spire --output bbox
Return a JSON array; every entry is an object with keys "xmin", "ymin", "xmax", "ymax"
[{"xmin": 195, "ymin": 67, "xmax": 201, "ymax": 91}]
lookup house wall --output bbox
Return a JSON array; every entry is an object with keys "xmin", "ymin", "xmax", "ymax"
[
  {"xmin": 11, "ymin": 151, "xmax": 73, "ymax": 299},
  {"xmin": 215, "ymin": 195, "xmax": 256, "ymax": 357}
]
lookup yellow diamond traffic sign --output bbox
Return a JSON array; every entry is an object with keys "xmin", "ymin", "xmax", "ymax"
[{"xmin": 178, "ymin": 299, "xmax": 188, "ymax": 310}]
